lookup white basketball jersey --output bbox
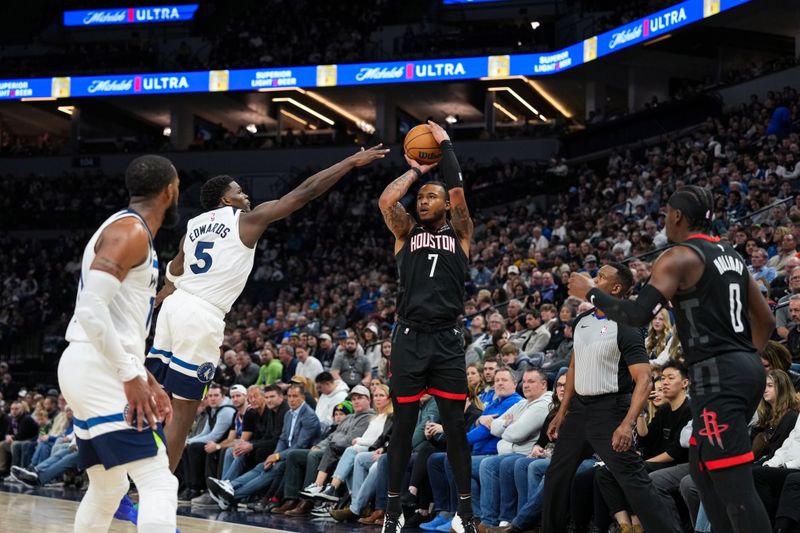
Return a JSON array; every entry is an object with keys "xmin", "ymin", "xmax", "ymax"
[
  {"xmin": 176, "ymin": 206, "xmax": 256, "ymax": 313},
  {"xmin": 65, "ymin": 209, "xmax": 159, "ymax": 360}
]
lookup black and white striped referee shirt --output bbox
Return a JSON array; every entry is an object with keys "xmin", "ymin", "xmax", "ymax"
[{"xmin": 572, "ymin": 309, "xmax": 649, "ymax": 396}]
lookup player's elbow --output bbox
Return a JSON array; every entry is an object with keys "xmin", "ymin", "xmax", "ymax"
[{"xmin": 377, "ymin": 195, "xmax": 393, "ymax": 211}]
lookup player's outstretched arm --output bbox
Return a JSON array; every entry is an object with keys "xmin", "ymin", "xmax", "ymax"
[
  {"xmin": 568, "ymin": 247, "xmax": 685, "ymax": 327},
  {"xmin": 426, "ymin": 121, "xmax": 473, "ymax": 254},
  {"xmin": 746, "ymin": 272, "xmax": 776, "ymax": 352},
  {"xmin": 239, "ymin": 144, "xmax": 389, "ymax": 247}
]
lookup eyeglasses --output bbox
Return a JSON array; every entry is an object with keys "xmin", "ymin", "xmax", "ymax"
[{"xmin": 556, "ymin": 382, "xmax": 566, "ymax": 389}]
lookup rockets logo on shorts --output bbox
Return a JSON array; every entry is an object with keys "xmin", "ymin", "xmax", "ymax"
[{"xmin": 197, "ymin": 362, "xmax": 216, "ymax": 383}]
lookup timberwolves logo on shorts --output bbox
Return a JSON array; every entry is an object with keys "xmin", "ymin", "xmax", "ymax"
[
  {"xmin": 123, "ymin": 403, "xmax": 138, "ymax": 428},
  {"xmin": 197, "ymin": 362, "xmax": 216, "ymax": 383}
]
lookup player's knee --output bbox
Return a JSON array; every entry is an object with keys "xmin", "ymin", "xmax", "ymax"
[{"xmin": 85, "ymin": 473, "xmax": 129, "ymax": 511}]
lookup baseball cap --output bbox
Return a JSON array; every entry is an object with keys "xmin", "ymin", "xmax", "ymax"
[
  {"xmin": 366, "ymin": 323, "xmax": 379, "ymax": 335},
  {"xmin": 508, "ymin": 265, "xmax": 520, "ymax": 275},
  {"xmin": 336, "ymin": 330, "xmax": 349, "ymax": 339},
  {"xmin": 584, "ymin": 254, "xmax": 597, "ymax": 263},
  {"xmin": 229, "ymin": 385, "xmax": 247, "ymax": 397},
  {"xmin": 46, "ymin": 388, "xmax": 59, "ymax": 397},
  {"xmin": 319, "ymin": 333, "xmax": 332, "ymax": 341},
  {"xmin": 349, "ymin": 384, "xmax": 371, "ymax": 399}
]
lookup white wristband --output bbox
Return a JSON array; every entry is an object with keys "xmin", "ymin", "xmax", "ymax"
[{"xmin": 165, "ymin": 261, "xmax": 181, "ymax": 283}]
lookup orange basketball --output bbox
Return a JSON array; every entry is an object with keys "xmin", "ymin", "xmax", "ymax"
[{"xmin": 403, "ymin": 125, "xmax": 442, "ymax": 165}]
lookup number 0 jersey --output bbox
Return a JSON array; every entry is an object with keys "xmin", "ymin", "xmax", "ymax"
[
  {"xmin": 395, "ymin": 223, "xmax": 468, "ymax": 325},
  {"xmin": 176, "ymin": 206, "xmax": 256, "ymax": 313},
  {"xmin": 65, "ymin": 209, "xmax": 158, "ymax": 361},
  {"xmin": 672, "ymin": 234, "xmax": 755, "ymax": 364}
]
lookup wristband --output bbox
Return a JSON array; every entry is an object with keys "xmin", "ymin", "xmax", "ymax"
[
  {"xmin": 215, "ymin": 443, "xmax": 221, "ymax": 451},
  {"xmin": 410, "ymin": 167, "xmax": 422, "ymax": 180},
  {"xmin": 276, "ymin": 453, "xmax": 280, "ymax": 461},
  {"xmin": 165, "ymin": 261, "xmax": 180, "ymax": 283}
]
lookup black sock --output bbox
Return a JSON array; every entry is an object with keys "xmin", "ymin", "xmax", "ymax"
[
  {"xmin": 386, "ymin": 493, "xmax": 401, "ymax": 516},
  {"xmin": 457, "ymin": 494, "xmax": 473, "ymax": 518}
]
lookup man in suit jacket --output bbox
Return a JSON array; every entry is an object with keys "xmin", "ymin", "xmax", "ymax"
[{"xmin": 207, "ymin": 383, "xmax": 321, "ymax": 509}]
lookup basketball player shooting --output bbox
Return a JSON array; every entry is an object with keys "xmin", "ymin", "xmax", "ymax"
[
  {"xmin": 568, "ymin": 186, "xmax": 775, "ymax": 533},
  {"xmin": 378, "ymin": 121, "xmax": 477, "ymax": 533},
  {"xmin": 58, "ymin": 155, "xmax": 180, "ymax": 533},
  {"xmin": 146, "ymin": 144, "xmax": 389, "ymax": 473}
]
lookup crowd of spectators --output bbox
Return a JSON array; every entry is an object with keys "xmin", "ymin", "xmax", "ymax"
[{"xmin": 0, "ymin": 81, "xmax": 799, "ymax": 530}]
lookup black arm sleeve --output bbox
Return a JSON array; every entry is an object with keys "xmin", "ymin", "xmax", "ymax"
[
  {"xmin": 439, "ymin": 141, "xmax": 464, "ymax": 190},
  {"xmin": 587, "ymin": 284, "xmax": 668, "ymax": 327}
]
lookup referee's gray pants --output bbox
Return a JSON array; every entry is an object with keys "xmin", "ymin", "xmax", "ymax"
[{"xmin": 541, "ymin": 394, "xmax": 682, "ymax": 533}]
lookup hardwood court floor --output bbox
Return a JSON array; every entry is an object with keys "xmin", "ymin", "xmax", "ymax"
[
  {"xmin": 0, "ymin": 482, "xmax": 393, "ymax": 533},
  {"xmin": 0, "ymin": 492, "xmax": 290, "ymax": 533}
]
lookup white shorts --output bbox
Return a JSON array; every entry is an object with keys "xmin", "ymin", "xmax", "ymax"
[
  {"xmin": 58, "ymin": 342, "xmax": 165, "ymax": 470},
  {"xmin": 145, "ymin": 289, "xmax": 225, "ymax": 401}
]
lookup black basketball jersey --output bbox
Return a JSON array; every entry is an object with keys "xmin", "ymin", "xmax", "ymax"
[
  {"xmin": 395, "ymin": 223, "xmax": 468, "ymax": 325},
  {"xmin": 671, "ymin": 234, "xmax": 755, "ymax": 364}
]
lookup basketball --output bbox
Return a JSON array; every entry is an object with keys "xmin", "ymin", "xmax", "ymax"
[{"xmin": 404, "ymin": 124, "xmax": 442, "ymax": 165}]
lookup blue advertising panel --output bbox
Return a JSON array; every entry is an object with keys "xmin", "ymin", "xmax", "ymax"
[
  {"xmin": 64, "ymin": 4, "xmax": 198, "ymax": 27},
  {"xmin": 68, "ymin": 71, "xmax": 210, "ymax": 97},
  {"xmin": 227, "ymin": 67, "xmax": 318, "ymax": 91},
  {"xmin": 0, "ymin": 78, "xmax": 54, "ymax": 100},
  {"xmin": 335, "ymin": 56, "xmax": 490, "ymax": 86}
]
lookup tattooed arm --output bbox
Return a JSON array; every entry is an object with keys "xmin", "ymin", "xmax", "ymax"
[{"xmin": 378, "ymin": 167, "xmax": 419, "ymax": 255}]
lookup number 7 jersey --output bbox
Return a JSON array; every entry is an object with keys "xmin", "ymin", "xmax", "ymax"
[
  {"xmin": 395, "ymin": 223, "xmax": 468, "ymax": 324},
  {"xmin": 176, "ymin": 206, "xmax": 256, "ymax": 313},
  {"xmin": 671, "ymin": 234, "xmax": 755, "ymax": 364}
]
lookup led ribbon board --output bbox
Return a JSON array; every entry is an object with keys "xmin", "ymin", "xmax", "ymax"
[
  {"xmin": 63, "ymin": 4, "xmax": 199, "ymax": 27},
  {"xmin": 6, "ymin": 0, "xmax": 749, "ymax": 100}
]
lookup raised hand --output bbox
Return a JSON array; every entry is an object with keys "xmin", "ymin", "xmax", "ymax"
[
  {"xmin": 348, "ymin": 144, "xmax": 390, "ymax": 167},
  {"xmin": 426, "ymin": 120, "xmax": 450, "ymax": 144}
]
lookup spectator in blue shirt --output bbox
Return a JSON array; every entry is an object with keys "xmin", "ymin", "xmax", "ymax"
[
  {"xmin": 749, "ymin": 247, "xmax": 777, "ymax": 285},
  {"xmin": 423, "ymin": 368, "xmax": 522, "ymax": 530}
]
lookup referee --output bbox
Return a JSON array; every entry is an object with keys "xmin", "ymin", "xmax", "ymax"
[{"xmin": 540, "ymin": 263, "xmax": 681, "ymax": 533}]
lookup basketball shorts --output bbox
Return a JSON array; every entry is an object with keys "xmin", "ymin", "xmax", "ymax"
[
  {"xmin": 145, "ymin": 289, "xmax": 225, "ymax": 401},
  {"xmin": 687, "ymin": 351, "xmax": 765, "ymax": 471},
  {"xmin": 389, "ymin": 322, "xmax": 467, "ymax": 403},
  {"xmin": 58, "ymin": 342, "xmax": 166, "ymax": 470}
]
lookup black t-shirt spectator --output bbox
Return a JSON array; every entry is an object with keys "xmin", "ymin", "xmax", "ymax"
[
  {"xmin": 639, "ymin": 397, "xmax": 692, "ymax": 463},
  {"xmin": 281, "ymin": 358, "xmax": 298, "ymax": 384},
  {"xmin": 787, "ymin": 325, "xmax": 800, "ymax": 363},
  {"xmin": 11, "ymin": 413, "xmax": 39, "ymax": 441},
  {"xmin": 752, "ymin": 409, "xmax": 799, "ymax": 463},
  {"xmin": 214, "ymin": 363, "xmax": 236, "ymax": 388},
  {"xmin": 235, "ymin": 362, "xmax": 261, "ymax": 387},
  {"xmin": 252, "ymin": 401, "xmax": 289, "ymax": 463}
]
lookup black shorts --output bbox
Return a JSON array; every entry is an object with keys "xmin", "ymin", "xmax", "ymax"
[
  {"xmin": 389, "ymin": 322, "xmax": 467, "ymax": 403},
  {"xmin": 687, "ymin": 351, "xmax": 765, "ymax": 471}
]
